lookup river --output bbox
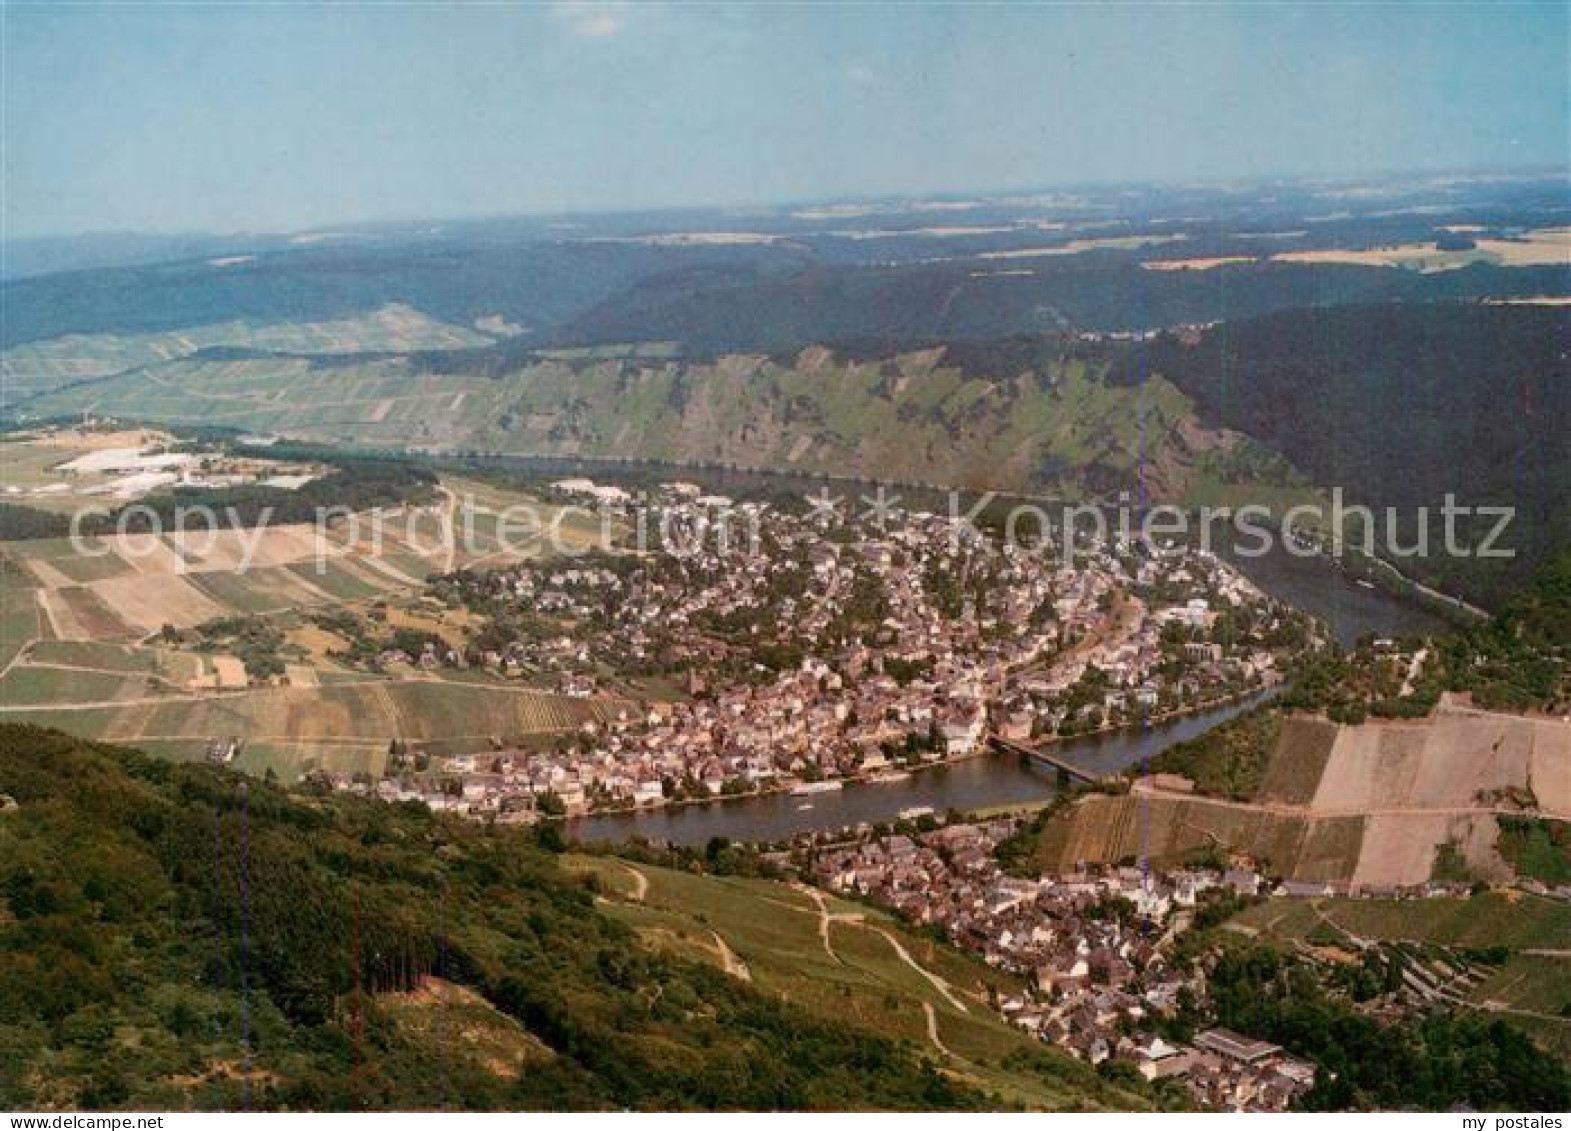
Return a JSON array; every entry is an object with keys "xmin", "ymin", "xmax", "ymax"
[
  {"xmin": 1214, "ymin": 538, "xmax": 1452, "ymax": 648},
  {"xmin": 435, "ymin": 455, "xmax": 1450, "ymax": 845},
  {"xmin": 567, "ymin": 689, "xmax": 1276, "ymax": 846}
]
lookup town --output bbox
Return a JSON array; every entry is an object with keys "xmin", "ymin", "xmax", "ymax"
[
  {"xmin": 808, "ymin": 817, "xmax": 1319, "ymax": 1111},
  {"xmin": 327, "ymin": 479, "xmax": 1322, "ymax": 818}
]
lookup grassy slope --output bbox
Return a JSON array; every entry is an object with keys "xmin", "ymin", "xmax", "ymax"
[
  {"xmin": 0, "ymin": 724, "xmax": 1146, "ymax": 1111},
  {"xmin": 1230, "ymin": 891, "xmax": 1571, "ymax": 951},
  {"xmin": 1, "ymin": 304, "xmax": 490, "ymax": 406},
  {"xmin": 564, "ymin": 854, "xmax": 1147, "ymax": 1111}
]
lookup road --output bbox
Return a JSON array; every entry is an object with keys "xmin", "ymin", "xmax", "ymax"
[
  {"xmin": 793, "ymin": 882, "xmax": 860, "ymax": 965},
  {"xmin": 1129, "ymin": 777, "xmax": 1570, "ymax": 822},
  {"xmin": 921, "ymin": 1002, "xmax": 952, "ymax": 1057}
]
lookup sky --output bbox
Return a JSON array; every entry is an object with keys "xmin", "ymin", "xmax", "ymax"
[{"xmin": 3, "ymin": 2, "xmax": 1567, "ymax": 238}]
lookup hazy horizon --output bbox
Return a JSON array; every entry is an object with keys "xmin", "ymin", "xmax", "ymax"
[
  {"xmin": 4, "ymin": 161, "xmax": 1567, "ymax": 246},
  {"xmin": 4, "ymin": 2, "xmax": 1567, "ymax": 240}
]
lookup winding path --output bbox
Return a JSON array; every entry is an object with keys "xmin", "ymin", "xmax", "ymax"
[
  {"xmin": 796, "ymin": 884, "xmax": 845, "ymax": 964},
  {"xmin": 619, "ymin": 862, "xmax": 649, "ymax": 902},
  {"xmin": 921, "ymin": 1001, "xmax": 952, "ymax": 1057},
  {"xmin": 711, "ymin": 931, "xmax": 752, "ymax": 981},
  {"xmin": 871, "ymin": 927, "xmax": 969, "ymax": 1014}
]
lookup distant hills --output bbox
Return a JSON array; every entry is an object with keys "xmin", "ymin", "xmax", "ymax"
[
  {"xmin": 8, "ymin": 299, "xmax": 1563, "ymax": 605},
  {"xmin": 5, "ymin": 175, "xmax": 1568, "ymax": 351},
  {"xmin": 550, "ymin": 257, "xmax": 1569, "ymax": 354},
  {"xmin": 3, "ymin": 179, "xmax": 1567, "ymax": 608},
  {"xmin": 1133, "ymin": 304, "xmax": 1571, "ymax": 605},
  {"xmin": 3, "ymin": 324, "xmax": 1307, "ymax": 510},
  {"xmin": 4, "ymin": 233, "xmax": 1563, "ymax": 356}
]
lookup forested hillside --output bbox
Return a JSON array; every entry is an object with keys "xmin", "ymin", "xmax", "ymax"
[
  {"xmin": 13, "ymin": 340, "xmax": 1302, "ymax": 508},
  {"xmin": 551, "ymin": 258, "xmax": 1570, "ymax": 353},
  {"xmin": 7, "ymin": 290, "xmax": 1564, "ymax": 606},
  {"xmin": 0, "ymin": 725, "xmax": 1133, "ymax": 1111},
  {"xmin": 1135, "ymin": 304, "xmax": 1570, "ymax": 604}
]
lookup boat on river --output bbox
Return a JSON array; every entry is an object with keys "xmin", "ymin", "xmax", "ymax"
[{"xmin": 790, "ymin": 780, "xmax": 845, "ymax": 796}]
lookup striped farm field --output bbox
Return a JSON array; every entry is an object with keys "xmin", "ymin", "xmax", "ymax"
[
  {"xmin": 24, "ymin": 639, "xmax": 159, "ymax": 673},
  {"xmin": 17, "ymin": 547, "xmax": 140, "ymax": 586},
  {"xmin": 185, "ymin": 565, "xmax": 339, "ymax": 614},
  {"xmin": 0, "ymin": 479, "xmax": 648, "ymax": 781},
  {"xmin": 79, "ymin": 574, "xmax": 222, "ymax": 634},
  {"xmin": 183, "ymin": 570, "xmax": 296, "ymax": 615},
  {"xmin": 50, "ymin": 585, "xmax": 141, "ymax": 638},
  {"xmin": 384, "ymin": 679, "xmax": 623, "ymax": 739},
  {"xmin": 2, "ymin": 678, "xmax": 630, "ymax": 779},
  {"xmin": 0, "ymin": 664, "xmax": 150, "ymax": 706},
  {"xmin": 3, "ymin": 520, "xmax": 447, "ymax": 639},
  {"xmin": 1036, "ymin": 791, "xmax": 1367, "ymax": 881},
  {"xmin": 283, "ymin": 559, "xmax": 393, "ymax": 601},
  {"xmin": 1256, "ymin": 716, "xmax": 1338, "ymax": 804}
]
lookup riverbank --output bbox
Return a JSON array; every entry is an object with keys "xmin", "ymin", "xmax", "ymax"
[
  {"xmin": 557, "ymin": 682, "xmax": 1279, "ymax": 831},
  {"xmin": 566, "ymin": 690, "xmax": 1278, "ymax": 846},
  {"xmin": 1014, "ymin": 679, "xmax": 1284, "ymax": 754},
  {"xmin": 1265, "ymin": 522, "xmax": 1488, "ymax": 626}
]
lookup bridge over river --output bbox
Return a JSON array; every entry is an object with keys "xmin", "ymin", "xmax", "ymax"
[
  {"xmin": 568, "ymin": 691, "xmax": 1279, "ymax": 847},
  {"xmin": 987, "ymin": 734, "xmax": 1109, "ymax": 785}
]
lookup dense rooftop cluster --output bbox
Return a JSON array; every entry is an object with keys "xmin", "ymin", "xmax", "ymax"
[
  {"xmin": 810, "ymin": 820, "xmax": 1315, "ymax": 1111},
  {"xmin": 342, "ymin": 484, "xmax": 1323, "ymax": 816}
]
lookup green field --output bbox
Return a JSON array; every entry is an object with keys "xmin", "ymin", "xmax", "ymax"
[
  {"xmin": 1470, "ymin": 954, "xmax": 1571, "ymax": 1015},
  {"xmin": 21, "ymin": 549, "xmax": 139, "ymax": 585},
  {"xmin": 283, "ymin": 559, "xmax": 390, "ymax": 601},
  {"xmin": 1496, "ymin": 819, "xmax": 1571, "ymax": 887},
  {"xmin": 0, "ymin": 561, "xmax": 44, "ymax": 670},
  {"xmin": 23, "ymin": 639, "xmax": 159, "ymax": 673},
  {"xmin": 0, "ymin": 664, "xmax": 150, "ymax": 706},
  {"xmin": 1231, "ymin": 892, "xmax": 1571, "ymax": 952}
]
